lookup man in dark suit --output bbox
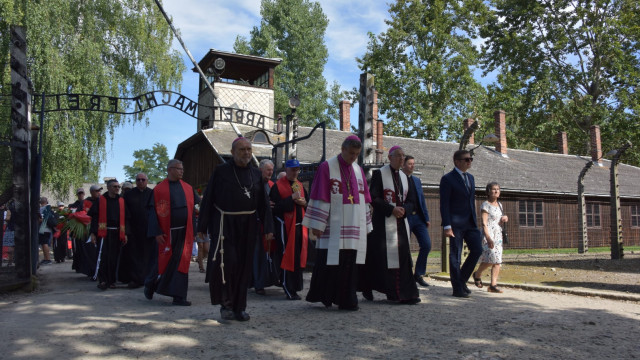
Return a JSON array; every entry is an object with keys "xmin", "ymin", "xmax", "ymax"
[
  {"xmin": 439, "ymin": 149, "xmax": 482, "ymax": 298},
  {"xmin": 403, "ymin": 155, "xmax": 432, "ymax": 287}
]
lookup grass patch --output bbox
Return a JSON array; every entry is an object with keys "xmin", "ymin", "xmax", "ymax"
[
  {"xmin": 414, "ymin": 246, "xmax": 640, "ymax": 258},
  {"xmin": 504, "ymin": 246, "xmax": 640, "ymax": 255}
]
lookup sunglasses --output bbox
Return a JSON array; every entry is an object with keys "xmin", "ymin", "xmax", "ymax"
[
  {"xmin": 111, "ymin": 185, "xmax": 121, "ymax": 189},
  {"xmin": 456, "ymin": 157, "xmax": 473, "ymax": 162},
  {"xmin": 136, "ymin": 178, "xmax": 147, "ymax": 181}
]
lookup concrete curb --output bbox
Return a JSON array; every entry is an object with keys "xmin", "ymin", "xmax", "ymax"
[{"xmin": 430, "ymin": 275, "xmax": 640, "ymax": 302}]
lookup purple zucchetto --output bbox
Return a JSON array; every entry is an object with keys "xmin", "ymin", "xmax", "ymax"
[
  {"xmin": 232, "ymin": 136, "xmax": 247, "ymax": 144},
  {"xmin": 345, "ymin": 135, "xmax": 361, "ymax": 143},
  {"xmin": 388, "ymin": 145, "xmax": 402, "ymax": 155}
]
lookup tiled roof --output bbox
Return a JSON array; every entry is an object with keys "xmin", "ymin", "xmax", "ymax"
[
  {"xmin": 182, "ymin": 125, "xmax": 640, "ymax": 198},
  {"xmin": 295, "ymin": 128, "xmax": 640, "ymax": 198}
]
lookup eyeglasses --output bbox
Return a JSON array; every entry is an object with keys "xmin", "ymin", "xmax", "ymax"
[
  {"xmin": 136, "ymin": 178, "xmax": 147, "ymax": 181},
  {"xmin": 170, "ymin": 167, "xmax": 184, "ymax": 171},
  {"xmin": 456, "ymin": 157, "xmax": 473, "ymax": 162}
]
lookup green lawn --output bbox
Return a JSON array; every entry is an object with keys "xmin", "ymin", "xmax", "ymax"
[{"xmin": 417, "ymin": 246, "xmax": 640, "ymax": 258}]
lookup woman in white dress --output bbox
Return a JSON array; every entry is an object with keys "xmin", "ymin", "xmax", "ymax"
[{"xmin": 473, "ymin": 182, "xmax": 508, "ymax": 293}]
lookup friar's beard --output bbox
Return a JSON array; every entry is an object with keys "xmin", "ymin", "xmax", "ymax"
[{"xmin": 234, "ymin": 156, "xmax": 251, "ymax": 167}]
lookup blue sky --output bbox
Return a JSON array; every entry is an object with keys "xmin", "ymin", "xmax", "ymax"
[{"xmin": 100, "ymin": 0, "xmax": 391, "ymax": 182}]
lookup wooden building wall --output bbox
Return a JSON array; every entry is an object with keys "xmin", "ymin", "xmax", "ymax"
[
  {"xmin": 179, "ymin": 140, "xmax": 223, "ymax": 190},
  {"xmin": 412, "ymin": 188, "xmax": 640, "ymax": 252}
]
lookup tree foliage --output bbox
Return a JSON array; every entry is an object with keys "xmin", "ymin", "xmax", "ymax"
[
  {"xmin": 481, "ymin": 0, "xmax": 640, "ymax": 164},
  {"xmin": 357, "ymin": 0, "xmax": 488, "ymax": 140},
  {"xmin": 233, "ymin": 0, "xmax": 336, "ymax": 128},
  {"xmin": 0, "ymin": 0, "xmax": 185, "ymax": 196},
  {"xmin": 123, "ymin": 143, "xmax": 169, "ymax": 183}
]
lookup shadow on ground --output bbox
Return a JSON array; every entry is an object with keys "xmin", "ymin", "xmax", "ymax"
[{"xmin": 1, "ymin": 261, "xmax": 639, "ymax": 359}]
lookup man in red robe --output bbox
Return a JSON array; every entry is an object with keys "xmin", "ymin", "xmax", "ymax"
[
  {"xmin": 89, "ymin": 180, "xmax": 129, "ymax": 290},
  {"xmin": 145, "ymin": 159, "xmax": 198, "ymax": 306},
  {"xmin": 270, "ymin": 159, "xmax": 309, "ymax": 300}
]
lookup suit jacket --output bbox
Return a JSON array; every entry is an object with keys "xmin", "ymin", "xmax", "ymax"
[
  {"xmin": 408, "ymin": 175, "xmax": 430, "ymax": 226},
  {"xmin": 439, "ymin": 169, "xmax": 477, "ymax": 229}
]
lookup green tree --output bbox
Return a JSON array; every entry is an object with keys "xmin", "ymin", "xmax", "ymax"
[
  {"xmin": 233, "ymin": 0, "xmax": 335, "ymax": 128},
  {"xmin": 123, "ymin": 143, "xmax": 169, "ymax": 184},
  {"xmin": 0, "ymin": 0, "xmax": 185, "ymax": 196},
  {"xmin": 481, "ymin": 0, "xmax": 640, "ymax": 164},
  {"xmin": 357, "ymin": 0, "xmax": 488, "ymax": 140}
]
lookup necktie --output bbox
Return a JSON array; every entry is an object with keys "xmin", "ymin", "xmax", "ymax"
[{"xmin": 463, "ymin": 173, "xmax": 471, "ymax": 193}]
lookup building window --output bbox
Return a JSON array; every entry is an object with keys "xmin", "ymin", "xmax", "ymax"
[
  {"xmin": 519, "ymin": 200, "xmax": 543, "ymax": 227},
  {"xmin": 632, "ymin": 205, "xmax": 640, "ymax": 228},
  {"xmin": 586, "ymin": 203, "xmax": 601, "ymax": 228},
  {"xmin": 252, "ymin": 131, "xmax": 269, "ymax": 144}
]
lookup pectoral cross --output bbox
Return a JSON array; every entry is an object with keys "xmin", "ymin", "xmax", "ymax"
[
  {"xmin": 348, "ymin": 194, "xmax": 354, "ymax": 204},
  {"xmin": 243, "ymin": 187, "xmax": 251, "ymax": 199}
]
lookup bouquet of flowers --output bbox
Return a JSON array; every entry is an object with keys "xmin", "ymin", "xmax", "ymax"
[{"xmin": 54, "ymin": 207, "xmax": 91, "ymax": 240}]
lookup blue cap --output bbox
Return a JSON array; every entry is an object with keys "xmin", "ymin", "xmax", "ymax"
[{"xmin": 285, "ymin": 159, "xmax": 300, "ymax": 168}]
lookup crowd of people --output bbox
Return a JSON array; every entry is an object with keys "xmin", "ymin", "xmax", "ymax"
[{"xmin": 6, "ymin": 134, "xmax": 508, "ymax": 322}]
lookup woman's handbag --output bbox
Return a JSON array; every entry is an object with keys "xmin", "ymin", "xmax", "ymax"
[{"xmin": 498, "ymin": 202, "xmax": 508, "ymax": 245}]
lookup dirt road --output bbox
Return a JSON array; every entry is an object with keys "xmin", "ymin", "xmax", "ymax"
[{"xmin": 1, "ymin": 261, "xmax": 639, "ymax": 360}]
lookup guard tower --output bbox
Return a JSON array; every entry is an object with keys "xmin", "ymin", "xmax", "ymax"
[{"xmin": 194, "ymin": 49, "xmax": 282, "ymax": 131}]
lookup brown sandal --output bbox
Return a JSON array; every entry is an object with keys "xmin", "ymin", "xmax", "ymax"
[
  {"xmin": 488, "ymin": 285, "xmax": 503, "ymax": 293},
  {"xmin": 473, "ymin": 272, "xmax": 483, "ymax": 288}
]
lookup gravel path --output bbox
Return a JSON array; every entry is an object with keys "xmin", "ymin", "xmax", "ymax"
[{"xmin": 1, "ymin": 260, "xmax": 639, "ymax": 360}]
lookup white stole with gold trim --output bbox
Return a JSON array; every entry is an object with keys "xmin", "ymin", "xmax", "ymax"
[{"xmin": 380, "ymin": 164, "xmax": 410, "ymax": 269}]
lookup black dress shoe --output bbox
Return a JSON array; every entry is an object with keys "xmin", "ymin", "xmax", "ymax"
[
  {"xmin": 255, "ymin": 288, "xmax": 266, "ymax": 295},
  {"xmin": 400, "ymin": 298, "xmax": 421, "ymax": 305},
  {"xmin": 234, "ymin": 311, "xmax": 250, "ymax": 321},
  {"xmin": 286, "ymin": 293, "xmax": 301, "ymax": 300},
  {"xmin": 143, "ymin": 286, "xmax": 154, "ymax": 300},
  {"xmin": 452, "ymin": 292, "xmax": 470, "ymax": 298},
  {"xmin": 220, "ymin": 307, "xmax": 235, "ymax": 320},
  {"xmin": 128, "ymin": 282, "xmax": 142, "ymax": 289},
  {"xmin": 362, "ymin": 289, "xmax": 374, "ymax": 301},
  {"xmin": 338, "ymin": 304, "xmax": 359, "ymax": 311},
  {"xmin": 322, "ymin": 300, "xmax": 332, "ymax": 308},
  {"xmin": 415, "ymin": 274, "xmax": 430, "ymax": 287},
  {"xmin": 172, "ymin": 299, "xmax": 192, "ymax": 306},
  {"xmin": 463, "ymin": 285, "xmax": 471, "ymax": 294}
]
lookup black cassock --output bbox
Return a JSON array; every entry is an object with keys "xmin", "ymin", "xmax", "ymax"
[
  {"xmin": 198, "ymin": 159, "xmax": 273, "ymax": 313},
  {"xmin": 120, "ymin": 187, "xmax": 153, "ymax": 285},
  {"xmin": 88, "ymin": 194, "xmax": 130, "ymax": 286},
  {"xmin": 358, "ymin": 168, "xmax": 420, "ymax": 302},
  {"xmin": 147, "ymin": 181, "xmax": 198, "ymax": 301},
  {"xmin": 71, "ymin": 198, "xmax": 98, "ymax": 277},
  {"xmin": 251, "ymin": 182, "xmax": 281, "ymax": 291}
]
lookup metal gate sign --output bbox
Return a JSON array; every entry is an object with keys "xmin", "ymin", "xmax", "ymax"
[{"xmin": 33, "ymin": 90, "xmax": 274, "ymax": 132}]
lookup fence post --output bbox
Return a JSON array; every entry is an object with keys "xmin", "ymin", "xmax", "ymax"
[
  {"xmin": 10, "ymin": 25, "xmax": 33, "ymax": 281},
  {"xmin": 577, "ymin": 161, "xmax": 594, "ymax": 253},
  {"xmin": 610, "ymin": 141, "xmax": 632, "ymax": 259}
]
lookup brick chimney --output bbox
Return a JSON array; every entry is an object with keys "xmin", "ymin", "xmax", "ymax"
[
  {"xmin": 376, "ymin": 120, "xmax": 384, "ymax": 163},
  {"xmin": 590, "ymin": 125, "xmax": 602, "ymax": 164},
  {"xmin": 494, "ymin": 110, "xmax": 507, "ymax": 155},
  {"xmin": 339, "ymin": 100, "xmax": 350, "ymax": 132},
  {"xmin": 463, "ymin": 118, "xmax": 475, "ymax": 145},
  {"xmin": 557, "ymin": 131, "xmax": 568, "ymax": 155}
]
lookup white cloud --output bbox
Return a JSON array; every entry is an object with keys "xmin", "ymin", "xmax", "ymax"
[{"xmin": 163, "ymin": 0, "xmax": 262, "ymax": 53}]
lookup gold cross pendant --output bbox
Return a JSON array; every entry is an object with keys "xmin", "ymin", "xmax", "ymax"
[{"xmin": 348, "ymin": 194, "xmax": 354, "ymax": 204}]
